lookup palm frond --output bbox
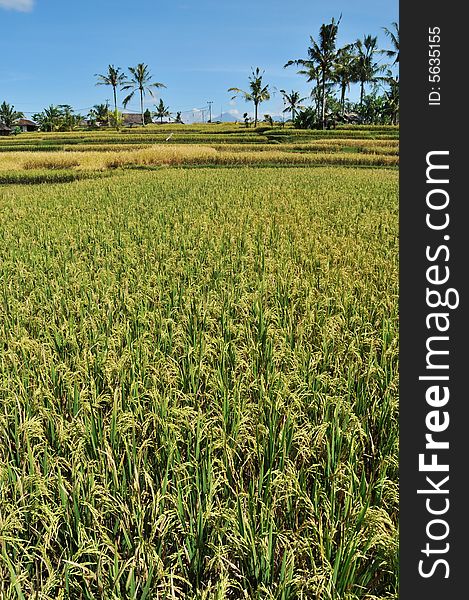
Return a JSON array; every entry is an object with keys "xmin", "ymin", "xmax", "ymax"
[{"xmin": 122, "ymin": 92, "xmax": 135, "ymax": 107}]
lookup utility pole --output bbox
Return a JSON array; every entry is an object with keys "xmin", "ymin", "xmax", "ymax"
[{"xmin": 207, "ymin": 100, "xmax": 213, "ymax": 123}]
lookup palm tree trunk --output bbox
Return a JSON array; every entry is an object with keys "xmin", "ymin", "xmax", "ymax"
[
  {"xmin": 321, "ymin": 73, "xmax": 326, "ymax": 129},
  {"xmin": 254, "ymin": 101, "xmax": 258, "ymax": 127},
  {"xmin": 113, "ymin": 87, "xmax": 117, "ymax": 113},
  {"xmin": 316, "ymin": 77, "xmax": 321, "ymax": 122},
  {"xmin": 140, "ymin": 89, "xmax": 145, "ymax": 126},
  {"xmin": 340, "ymin": 84, "xmax": 346, "ymax": 115}
]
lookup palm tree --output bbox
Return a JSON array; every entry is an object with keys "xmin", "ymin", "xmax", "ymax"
[
  {"xmin": 383, "ymin": 71, "xmax": 399, "ymax": 124},
  {"xmin": 154, "ymin": 99, "xmax": 170, "ymax": 123},
  {"xmin": 95, "ymin": 65, "xmax": 126, "ymax": 115},
  {"xmin": 122, "ymin": 63, "xmax": 166, "ymax": 126},
  {"xmin": 88, "ymin": 103, "xmax": 110, "ymax": 126},
  {"xmin": 355, "ymin": 35, "xmax": 386, "ymax": 110},
  {"xmin": 333, "ymin": 46, "xmax": 359, "ymax": 115},
  {"xmin": 57, "ymin": 105, "xmax": 83, "ymax": 131},
  {"xmin": 287, "ymin": 62, "xmax": 322, "ymax": 121},
  {"xmin": 285, "ymin": 17, "xmax": 341, "ymax": 129},
  {"xmin": 381, "ymin": 22, "xmax": 399, "ymax": 65},
  {"xmin": 0, "ymin": 101, "xmax": 24, "ymax": 128},
  {"xmin": 32, "ymin": 105, "xmax": 63, "ymax": 132},
  {"xmin": 228, "ymin": 67, "xmax": 270, "ymax": 127},
  {"xmin": 279, "ymin": 90, "xmax": 306, "ymax": 122}
]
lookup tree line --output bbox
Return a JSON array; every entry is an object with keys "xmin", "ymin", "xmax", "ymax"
[
  {"xmin": 232, "ymin": 18, "xmax": 399, "ymax": 128},
  {"xmin": 0, "ymin": 18, "xmax": 398, "ymax": 132}
]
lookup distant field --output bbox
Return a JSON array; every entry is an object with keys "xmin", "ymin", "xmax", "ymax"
[
  {"xmin": 0, "ymin": 124, "xmax": 399, "ymax": 148},
  {"xmin": 0, "ymin": 124, "xmax": 398, "ymax": 182},
  {"xmin": 0, "ymin": 125, "xmax": 399, "ymax": 599}
]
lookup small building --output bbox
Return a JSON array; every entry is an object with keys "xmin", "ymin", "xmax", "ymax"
[
  {"xmin": 122, "ymin": 113, "xmax": 143, "ymax": 127},
  {"xmin": 15, "ymin": 118, "xmax": 39, "ymax": 132},
  {"xmin": 0, "ymin": 123, "xmax": 12, "ymax": 136},
  {"xmin": 81, "ymin": 118, "xmax": 107, "ymax": 128}
]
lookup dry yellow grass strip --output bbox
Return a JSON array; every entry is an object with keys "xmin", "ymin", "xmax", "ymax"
[
  {"xmin": 104, "ymin": 145, "xmax": 219, "ymax": 168},
  {"xmin": 0, "ymin": 151, "xmax": 108, "ymax": 171},
  {"xmin": 23, "ymin": 155, "xmax": 82, "ymax": 170},
  {"xmin": 0, "ymin": 144, "xmax": 398, "ymax": 172}
]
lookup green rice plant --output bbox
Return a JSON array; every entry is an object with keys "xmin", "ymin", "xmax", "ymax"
[
  {"xmin": 0, "ymin": 169, "xmax": 106, "ymax": 185},
  {"xmin": 0, "ymin": 166, "xmax": 398, "ymax": 599}
]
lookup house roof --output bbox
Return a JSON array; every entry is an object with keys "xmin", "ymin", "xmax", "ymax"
[
  {"xmin": 0, "ymin": 123, "xmax": 12, "ymax": 131},
  {"xmin": 15, "ymin": 118, "xmax": 38, "ymax": 127},
  {"xmin": 122, "ymin": 113, "xmax": 143, "ymax": 125}
]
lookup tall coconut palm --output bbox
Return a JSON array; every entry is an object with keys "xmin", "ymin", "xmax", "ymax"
[
  {"xmin": 279, "ymin": 90, "xmax": 306, "ymax": 122},
  {"xmin": 95, "ymin": 65, "xmax": 126, "ymax": 115},
  {"xmin": 355, "ymin": 35, "xmax": 385, "ymax": 110},
  {"xmin": 285, "ymin": 17, "xmax": 341, "ymax": 129},
  {"xmin": 228, "ymin": 67, "xmax": 270, "ymax": 127},
  {"xmin": 333, "ymin": 46, "xmax": 359, "ymax": 115},
  {"xmin": 0, "ymin": 101, "xmax": 24, "ymax": 128},
  {"xmin": 381, "ymin": 22, "xmax": 399, "ymax": 65},
  {"xmin": 122, "ymin": 64, "xmax": 166, "ymax": 126}
]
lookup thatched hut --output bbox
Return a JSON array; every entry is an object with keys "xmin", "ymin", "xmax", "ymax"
[{"xmin": 0, "ymin": 123, "xmax": 12, "ymax": 136}]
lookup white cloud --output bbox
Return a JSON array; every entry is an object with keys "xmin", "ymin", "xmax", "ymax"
[{"xmin": 0, "ymin": 0, "xmax": 34, "ymax": 12}]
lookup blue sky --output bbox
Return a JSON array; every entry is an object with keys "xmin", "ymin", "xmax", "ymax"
[{"xmin": 0, "ymin": 0, "xmax": 398, "ymax": 122}]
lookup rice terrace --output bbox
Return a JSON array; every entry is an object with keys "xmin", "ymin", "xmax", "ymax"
[{"xmin": 0, "ymin": 3, "xmax": 399, "ymax": 599}]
